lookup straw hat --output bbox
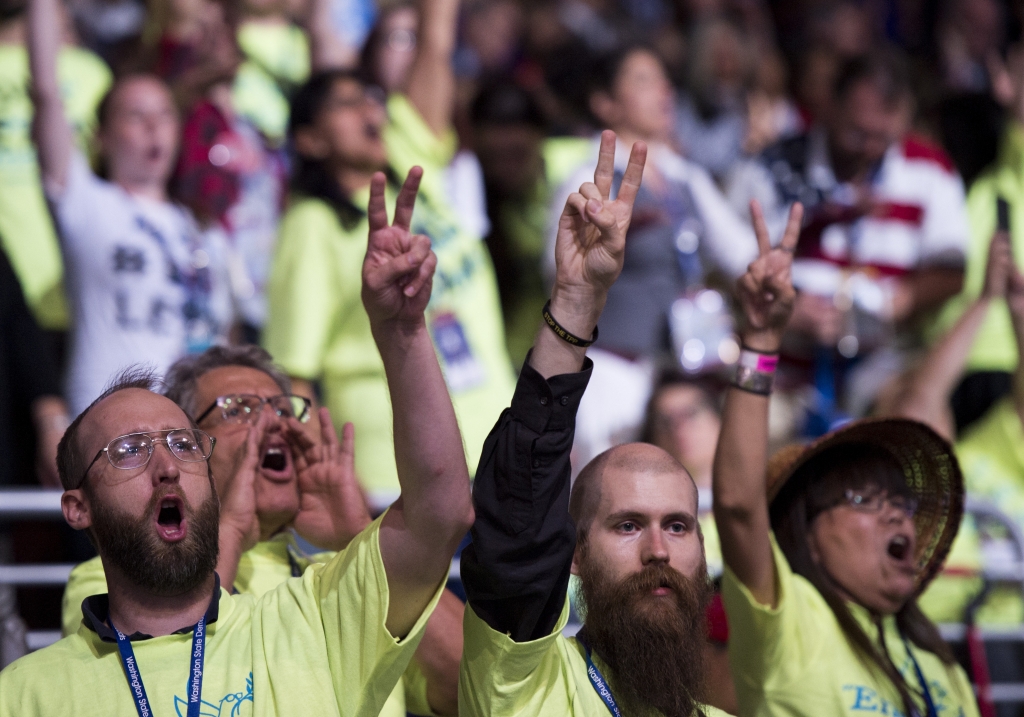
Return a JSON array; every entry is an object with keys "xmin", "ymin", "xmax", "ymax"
[{"xmin": 766, "ymin": 418, "xmax": 964, "ymax": 595}]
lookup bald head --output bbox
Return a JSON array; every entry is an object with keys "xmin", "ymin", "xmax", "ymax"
[{"xmin": 569, "ymin": 443, "xmax": 697, "ymax": 543}]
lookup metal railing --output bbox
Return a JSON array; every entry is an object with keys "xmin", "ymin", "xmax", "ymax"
[{"xmin": 4, "ymin": 488, "xmax": 1024, "ymax": 705}]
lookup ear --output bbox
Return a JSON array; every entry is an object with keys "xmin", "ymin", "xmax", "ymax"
[
  {"xmin": 293, "ymin": 126, "xmax": 331, "ymax": 162},
  {"xmin": 62, "ymin": 489, "xmax": 93, "ymax": 531},
  {"xmin": 589, "ymin": 92, "xmax": 618, "ymax": 127},
  {"xmin": 570, "ymin": 540, "xmax": 585, "ymax": 576},
  {"xmin": 806, "ymin": 519, "xmax": 822, "ymax": 564}
]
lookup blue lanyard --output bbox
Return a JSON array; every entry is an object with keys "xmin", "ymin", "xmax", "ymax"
[
  {"xmin": 901, "ymin": 632, "xmax": 938, "ymax": 717},
  {"xmin": 576, "ymin": 633, "xmax": 623, "ymax": 717},
  {"xmin": 113, "ymin": 615, "xmax": 207, "ymax": 717}
]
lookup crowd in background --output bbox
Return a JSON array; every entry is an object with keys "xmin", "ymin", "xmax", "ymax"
[{"xmin": 3, "ymin": 0, "xmax": 1024, "ymax": 699}]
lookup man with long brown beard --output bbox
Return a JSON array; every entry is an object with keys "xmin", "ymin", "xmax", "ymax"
[{"xmin": 459, "ymin": 131, "xmax": 731, "ymax": 717}]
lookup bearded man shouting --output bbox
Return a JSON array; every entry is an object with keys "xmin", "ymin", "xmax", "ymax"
[{"xmin": 459, "ymin": 131, "xmax": 730, "ymax": 717}]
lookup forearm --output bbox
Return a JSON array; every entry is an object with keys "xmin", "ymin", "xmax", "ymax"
[
  {"xmin": 712, "ymin": 333, "xmax": 776, "ymax": 606},
  {"xmin": 403, "ymin": 0, "xmax": 458, "ymax": 137},
  {"xmin": 215, "ymin": 525, "xmax": 248, "ymax": 590},
  {"xmin": 461, "ymin": 358, "xmax": 590, "ymax": 641},
  {"xmin": 306, "ymin": 0, "xmax": 358, "ymax": 71},
  {"xmin": 894, "ymin": 296, "xmax": 990, "ymax": 437},
  {"xmin": 413, "ymin": 590, "xmax": 464, "ymax": 716},
  {"xmin": 376, "ymin": 320, "xmax": 472, "ymax": 543},
  {"xmin": 27, "ymin": 0, "xmax": 72, "ymax": 187}
]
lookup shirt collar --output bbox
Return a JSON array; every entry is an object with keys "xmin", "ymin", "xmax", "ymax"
[{"xmin": 81, "ymin": 573, "xmax": 221, "ymax": 643}]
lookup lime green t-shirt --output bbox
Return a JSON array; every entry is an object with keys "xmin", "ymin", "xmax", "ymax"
[
  {"xmin": 722, "ymin": 534, "xmax": 979, "ymax": 717},
  {"xmin": 264, "ymin": 95, "xmax": 515, "ymax": 501},
  {"xmin": 1, "ymin": 516, "xmax": 443, "ymax": 717},
  {"xmin": 60, "ymin": 532, "xmax": 438, "ymax": 716},
  {"xmin": 460, "ymin": 599, "xmax": 732, "ymax": 716},
  {"xmin": 232, "ymin": 21, "xmax": 310, "ymax": 144},
  {"xmin": 920, "ymin": 398, "xmax": 1024, "ymax": 624},
  {"xmin": 0, "ymin": 44, "xmax": 111, "ymax": 328},
  {"xmin": 932, "ymin": 122, "xmax": 1024, "ymax": 371}
]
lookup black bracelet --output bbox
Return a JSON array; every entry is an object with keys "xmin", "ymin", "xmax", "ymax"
[{"xmin": 542, "ymin": 300, "xmax": 598, "ymax": 348}]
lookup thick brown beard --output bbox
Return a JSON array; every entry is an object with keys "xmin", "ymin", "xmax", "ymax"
[
  {"xmin": 87, "ymin": 486, "xmax": 221, "ymax": 597},
  {"xmin": 576, "ymin": 553, "xmax": 712, "ymax": 717}
]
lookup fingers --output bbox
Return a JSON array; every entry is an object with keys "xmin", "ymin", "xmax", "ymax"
[
  {"xmin": 318, "ymin": 407, "xmax": 340, "ymax": 451},
  {"xmin": 403, "ymin": 250, "xmax": 437, "ymax": 298},
  {"xmin": 594, "ymin": 130, "xmax": 616, "ymax": 199},
  {"xmin": 339, "ymin": 421, "xmax": 355, "ymax": 461},
  {"xmin": 614, "ymin": 140, "xmax": 647, "ymax": 210},
  {"xmin": 392, "ymin": 166, "xmax": 423, "ymax": 232},
  {"xmin": 367, "ymin": 172, "xmax": 390, "ymax": 234},
  {"xmin": 563, "ymin": 192, "xmax": 588, "ymax": 219},
  {"xmin": 750, "ymin": 199, "xmax": 771, "ymax": 256},
  {"xmin": 779, "ymin": 202, "xmax": 804, "ymax": 253},
  {"xmin": 371, "ymin": 233, "xmax": 432, "ymax": 289}
]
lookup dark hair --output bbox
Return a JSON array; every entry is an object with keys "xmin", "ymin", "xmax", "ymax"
[
  {"xmin": 770, "ymin": 442, "xmax": 958, "ymax": 717},
  {"xmin": 833, "ymin": 49, "xmax": 911, "ymax": 106},
  {"xmin": 57, "ymin": 366, "xmax": 164, "ymax": 491},
  {"xmin": 588, "ymin": 44, "xmax": 662, "ymax": 99},
  {"xmin": 163, "ymin": 345, "xmax": 291, "ymax": 419},
  {"xmin": 639, "ymin": 369, "xmax": 723, "ymax": 444},
  {"xmin": 471, "ymin": 81, "xmax": 547, "ymax": 130},
  {"xmin": 0, "ymin": 0, "xmax": 25, "ymax": 22},
  {"xmin": 287, "ymin": 69, "xmax": 371, "ymax": 229}
]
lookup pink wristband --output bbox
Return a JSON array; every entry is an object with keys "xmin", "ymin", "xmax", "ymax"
[{"xmin": 738, "ymin": 350, "xmax": 779, "ymax": 374}]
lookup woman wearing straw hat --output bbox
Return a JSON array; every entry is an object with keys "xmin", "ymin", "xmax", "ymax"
[{"xmin": 712, "ymin": 200, "xmax": 980, "ymax": 717}]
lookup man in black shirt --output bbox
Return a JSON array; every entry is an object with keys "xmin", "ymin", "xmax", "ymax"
[{"xmin": 460, "ymin": 131, "xmax": 728, "ymax": 717}]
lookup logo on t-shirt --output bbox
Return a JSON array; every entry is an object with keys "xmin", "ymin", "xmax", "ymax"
[{"xmin": 173, "ymin": 671, "xmax": 253, "ymax": 717}]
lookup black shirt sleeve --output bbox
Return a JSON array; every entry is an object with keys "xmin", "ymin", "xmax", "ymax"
[
  {"xmin": 460, "ymin": 354, "xmax": 592, "ymax": 642},
  {"xmin": 0, "ymin": 248, "xmax": 61, "ymax": 404}
]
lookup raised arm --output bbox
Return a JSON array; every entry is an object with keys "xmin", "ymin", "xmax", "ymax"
[
  {"xmin": 713, "ymin": 200, "xmax": 802, "ymax": 608},
  {"xmin": 362, "ymin": 166, "xmax": 474, "ymax": 639},
  {"xmin": 891, "ymin": 233, "xmax": 1011, "ymax": 440},
  {"xmin": 302, "ymin": 0, "xmax": 359, "ymax": 71},
  {"xmin": 404, "ymin": 0, "xmax": 459, "ymax": 138},
  {"xmin": 1008, "ymin": 265, "xmax": 1024, "ymax": 427},
  {"xmin": 27, "ymin": 0, "xmax": 73, "ymax": 189},
  {"xmin": 461, "ymin": 131, "xmax": 646, "ymax": 641}
]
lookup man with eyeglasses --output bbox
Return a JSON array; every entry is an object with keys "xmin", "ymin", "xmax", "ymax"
[
  {"xmin": 0, "ymin": 167, "xmax": 474, "ymax": 717},
  {"xmin": 59, "ymin": 344, "xmax": 464, "ymax": 716}
]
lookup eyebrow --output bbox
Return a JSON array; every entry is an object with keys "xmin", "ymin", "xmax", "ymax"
[{"xmin": 605, "ymin": 510, "xmax": 698, "ymax": 526}]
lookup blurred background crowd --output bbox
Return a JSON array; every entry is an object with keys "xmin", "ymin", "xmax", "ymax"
[{"xmin": 3, "ymin": 0, "xmax": 1024, "ymax": 707}]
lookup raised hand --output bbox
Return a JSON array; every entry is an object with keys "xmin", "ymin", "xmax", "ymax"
[
  {"xmin": 362, "ymin": 167, "xmax": 438, "ymax": 327},
  {"xmin": 982, "ymin": 232, "xmax": 1013, "ymax": 300},
  {"xmin": 217, "ymin": 408, "xmax": 270, "ymax": 555},
  {"xmin": 553, "ymin": 130, "xmax": 647, "ymax": 297},
  {"xmin": 737, "ymin": 200, "xmax": 804, "ymax": 352},
  {"xmin": 286, "ymin": 409, "xmax": 371, "ymax": 551}
]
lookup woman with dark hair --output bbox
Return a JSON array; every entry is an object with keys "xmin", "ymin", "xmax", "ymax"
[
  {"xmin": 264, "ymin": 5, "xmax": 514, "ymax": 510},
  {"xmin": 712, "ymin": 200, "xmax": 979, "ymax": 717}
]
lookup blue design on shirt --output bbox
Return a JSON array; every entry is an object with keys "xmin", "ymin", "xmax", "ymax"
[{"xmin": 174, "ymin": 672, "xmax": 253, "ymax": 717}]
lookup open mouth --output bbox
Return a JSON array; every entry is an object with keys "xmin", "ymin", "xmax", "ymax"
[
  {"xmin": 259, "ymin": 444, "xmax": 292, "ymax": 481},
  {"xmin": 154, "ymin": 495, "xmax": 186, "ymax": 542},
  {"xmin": 887, "ymin": 534, "xmax": 911, "ymax": 561}
]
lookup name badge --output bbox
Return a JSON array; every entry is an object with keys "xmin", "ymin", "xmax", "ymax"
[{"xmin": 430, "ymin": 312, "xmax": 485, "ymax": 392}]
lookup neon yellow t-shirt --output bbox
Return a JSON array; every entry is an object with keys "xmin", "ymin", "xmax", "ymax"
[
  {"xmin": 232, "ymin": 21, "xmax": 310, "ymax": 144},
  {"xmin": 722, "ymin": 534, "xmax": 979, "ymax": 717},
  {"xmin": 919, "ymin": 398, "xmax": 1024, "ymax": 624},
  {"xmin": 0, "ymin": 44, "xmax": 111, "ymax": 328},
  {"xmin": 460, "ymin": 599, "xmax": 732, "ymax": 716},
  {"xmin": 933, "ymin": 122, "xmax": 1024, "ymax": 371},
  {"xmin": 60, "ymin": 532, "xmax": 438, "ymax": 716},
  {"xmin": 264, "ymin": 95, "xmax": 515, "ymax": 502},
  {"xmin": 1, "ymin": 516, "xmax": 443, "ymax": 717}
]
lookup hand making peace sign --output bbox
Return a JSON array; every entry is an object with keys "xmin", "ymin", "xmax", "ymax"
[
  {"xmin": 362, "ymin": 167, "xmax": 438, "ymax": 327},
  {"xmin": 553, "ymin": 130, "xmax": 647, "ymax": 296},
  {"xmin": 736, "ymin": 200, "xmax": 805, "ymax": 353}
]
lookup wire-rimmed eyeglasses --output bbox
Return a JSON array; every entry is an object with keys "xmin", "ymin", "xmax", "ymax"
[
  {"xmin": 79, "ymin": 428, "xmax": 215, "ymax": 487},
  {"xmin": 195, "ymin": 394, "xmax": 312, "ymax": 426}
]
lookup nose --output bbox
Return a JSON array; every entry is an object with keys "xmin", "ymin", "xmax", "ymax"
[
  {"xmin": 148, "ymin": 441, "xmax": 181, "ymax": 485},
  {"xmin": 641, "ymin": 527, "xmax": 671, "ymax": 565}
]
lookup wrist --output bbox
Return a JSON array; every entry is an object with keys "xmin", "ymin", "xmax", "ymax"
[
  {"xmin": 741, "ymin": 330, "xmax": 783, "ymax": 354},
  {"xmin": 548, "ymin": 284, "xmax": 606, "ymax": 338},
  {"xmin": 370, "ymin": 315, "xmax": 429, "ymax": 348}
]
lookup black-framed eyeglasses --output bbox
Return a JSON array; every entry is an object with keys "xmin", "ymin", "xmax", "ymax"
[
  {"xmin": 843, "ymin": 489, "xmax": 919, "ymax": 518},
  {"xmin": 195, "ymin": 394, "xmax": 312, "ymax": 426},
  {"xmin": 80, "ymin": 428, "xmax": 215, "ymax": 487}
]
